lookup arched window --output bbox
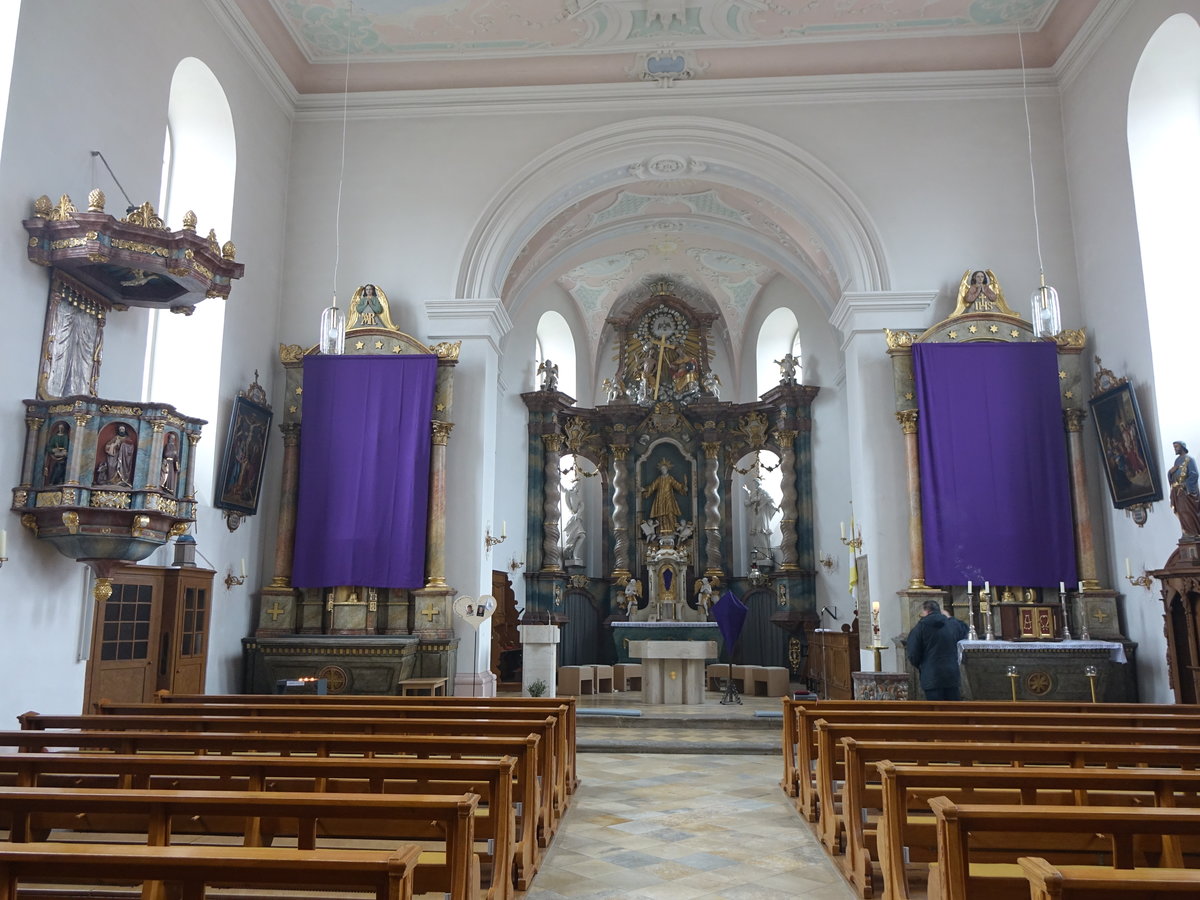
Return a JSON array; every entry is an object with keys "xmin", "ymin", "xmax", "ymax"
[
  {"xmin": 145, "ymin": 58, "xmax": 236, "ymax": 496},
  {"xmin": 1128, "ymin": 14, "xmax": 1200, "ymax": 444},
  {"xmin": 756, "ymin": 307, "xmax": 801, "ymax": 398},
  {"xmin": 535, "ymin": 310, "xmax": 576, "ymax": 398},
  {"xmin": 0, "ymin": 1, "xmax": 19, "ymax": 167}
]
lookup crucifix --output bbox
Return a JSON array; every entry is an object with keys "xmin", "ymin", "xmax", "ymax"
[
  {"xmin": 419, "ymin": 604, "xmax": 441, "ymax": 623},
  {"xmin": 651, "ymin": 334, "xmax": 669, "ymax": 400}
]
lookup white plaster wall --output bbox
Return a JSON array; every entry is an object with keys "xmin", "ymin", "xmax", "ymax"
[
  {"xmin": 1059, "ymin": 1, "xmax": 1200, "ymax": 702},
  {"xmin": 0, "ymin": 0, "xmax": 292, "ymax": 723}
]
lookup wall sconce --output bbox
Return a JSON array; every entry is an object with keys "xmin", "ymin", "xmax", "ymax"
[
  {"xmin": 840, "ymin": 521, "xmax": 863, "ymax": 553},
  {"xmin": 1124, "ymin": 558, "xmax": 1153, "ymax": 589},
  {"xmin": 224, "ymin": 558, "xmax": 246, "ymax": 590},
  {"xmin": 818, "ymin": 551, "xmax": 837, "ymax": 573},
  {"xmin": 509, "ymin": 557, "xmax": 524, "ymax": 572},
  {"xmin": 484, "ymin": 521, "xmax": 507, "ymax": 551}
]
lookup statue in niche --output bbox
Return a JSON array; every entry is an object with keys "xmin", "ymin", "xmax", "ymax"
[
  {"xmin": 623, "ymin": 577, "xmax": 642, "ymax": 614},
  {"xmin": 744, "ymin": 475, "xmax": 779, "ymax": 559},
  {"xmin": 562, "ymin": 477, "xmax": 586, "ymax": 565},
  {"xmin": 1169, "ymin": 440, "xmax": 1200, "ymax": 538},
  {"xmin": 694, "ymin": 576, "xmax": 714, "ymax": 617},
  {"xmin": 160, "ymin": 431, "xmax": 180, "ymax": 495},
  {"xmin": 43, "ymin": 421, "xmax": 70, "ymax": 485},
  {"xmin": 95, "ymin": 423, "xmax": 135, "ymax": 486},
  {"xmin": 643, "ymin": 459, "xmax": 687, "ymax": 533}
]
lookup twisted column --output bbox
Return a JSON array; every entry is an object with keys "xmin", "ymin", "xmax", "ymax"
[
  {"xmin": 425, "ymin": 420, "xmax": 454, "ymax": 588},
  {"xmin": 1064, "ymin": 408, "xmax": 1100, "ymax": 590},
  {"xmin": 702, "ymin": 441, "xmax": 723, "ymax": 575},
  {"xmin": 270, "ymin": 423, "xmax": 301, "ymax": 588},
  {"xmin": 896, "ymin": 409, "xmax": 928, "ymax": 589},
  {"xmin": 609, "ymin": 445, "xmax": 631, "ymax": 578},
  {"xmin": 541, "ymin": 433, "xmax": 564, "ymax": 572},
  {"xmin": 777, "ymin": 430, "xmax": 799, "ymax": 570}
]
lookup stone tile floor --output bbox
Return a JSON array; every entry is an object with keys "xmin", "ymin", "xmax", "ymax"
[{"xmin": 524, "ymin": 752, "xmax": 856, "ymax": 899}]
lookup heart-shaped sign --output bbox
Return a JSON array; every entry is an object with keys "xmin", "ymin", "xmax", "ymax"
[{"xmin": 453, "ymin": 595, "xmax": 496, "ymax": 629}]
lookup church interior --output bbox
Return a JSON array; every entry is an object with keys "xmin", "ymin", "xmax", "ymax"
[{"xmin": 3, "ymin": 1, "xmax": 1200, "ymax": 896}]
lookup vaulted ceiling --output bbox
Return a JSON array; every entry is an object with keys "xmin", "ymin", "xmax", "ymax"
[{"xmin": 228, "ymin": 0, "xmax": 1101, "ymax": 350}]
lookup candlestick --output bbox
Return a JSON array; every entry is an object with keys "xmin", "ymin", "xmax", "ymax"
[
  {"xmin": 967, "ymin": 589, "xmax": 978, "ymax": 640},
  {"xmin": 1058, "ymin": 585, "xmax": 1072, "ymax": 640},
  {"xmin": 967, "ymin": 579, "xmax": 972, "ymax": 598}
]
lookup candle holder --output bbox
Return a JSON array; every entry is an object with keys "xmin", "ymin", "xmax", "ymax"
[
  {"xmin": 1006, "ymin": 665, "xmax": 1019, "ymax": 702},
  {"xmin": 1125, "ymin": 571, "xmax": 1154, "ymax": 589},
  {"xmin": 484, "ymin": 525, "xmax": 507, "ymax": 550},
  {"xmin": 1084, "ymin": 664, "xmax": 1098, "ymax": 703},
  {"xmin": 818, "ymin": 552, "xmax": 837, "ymax": 572},
  {"xmin": 224, "ymin": 568, "xmax": 246, "ymax": 590},
  {"xmin": 868, "ymin": 644, "xmax": 887, "ymax": 673},
  {"xmin": 967, "ymin": 591, "xmax": 979, "ymax": 641},
  {"xmin": 1058, "ymin": 589, "xmax": 1072, "ymax": 641},
  {"xmin": 840, "ymin": 528, "xmax": 863, "ymax": 554},
  {"xmin": 981, "ymin": 589, "xmax": 995, "ymax": 641}
]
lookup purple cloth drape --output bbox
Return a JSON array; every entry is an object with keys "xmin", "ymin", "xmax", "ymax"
[
  {"xmin": 292, "ymin": 354, "xmax": 437, "ymax": 589},
  {"xmin": 914, "ymin": 342, "xmax": 1076, "ymax": 588},
  {"xmin": 713, "ymin": 590, "xmax": 748, "ymax": 655}
]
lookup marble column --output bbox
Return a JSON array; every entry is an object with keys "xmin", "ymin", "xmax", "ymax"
[
  {"xmin": 425, "ymin": 420, "xmax": 454, "ymax": 588},
  {"xmin": 270, "ymin": 423, "xmax": 301, "ymax": 588},
  {"xmin": 702, "ymin": 441, "xmax": 723, "ymax": 576},
  {"xmin": 541, "ymin": 433, "xmax": 564, "ymax": 572},
  {"xmin": 67, "ymin": 411, "xmax": 91, "ymax": 486},
  {"xmin": 895, "ymin": 409, "xmax": 928, "ymax": 589},
  {"xmin": 20, "ymin": 413, "xmax": 43, "ymax": 489},
  {"xmin": 1064, "ymin": 407, "xmax": 1101, "ymax": 590},
  {"xmin": 776, "ymin": 429, "xmax": 799, "ymax": 571},
  {"xmin": 183, "ymin": 433, "xmax": 200, "ymax": 506},
  {"xmin": 609, "ymin": 445, "xmax": 631, "ymax": 579},
  {"xmin": 144, "ymin": 422, "xmax": 165, "ymax": 491}
]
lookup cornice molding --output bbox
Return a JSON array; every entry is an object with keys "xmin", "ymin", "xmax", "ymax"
[
  {"xmin": 830, "ymin": 290, "xmax": 939, "ymax": 351},
  {"xmin": 204, "ymin": 0, "xmax": 299, "ymax": 117},
  {"xmin": 424, "ymin": 298, "xmax": 513, "ymax": 357}
]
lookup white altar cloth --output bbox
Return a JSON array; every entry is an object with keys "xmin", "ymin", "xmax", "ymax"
[{"xmin": 958, "ymin": 639, "xmax": 1127, "ymax": 664}]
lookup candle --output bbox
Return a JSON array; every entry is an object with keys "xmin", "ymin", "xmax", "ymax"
[
  {"xmin": 502, "ymin": 520, "xmax": 507, "ymax": 537},
  {"xmin": 1078, "ymin": 581, "xmax": 1084, "ymax": 594},
  {"xmin": 840, "ymin": 521, "xmax": 846, "ymax": 539},
  {"xmin": 0, "ymin": 529, "xmax": 6, "ymax": 557},
  {"xmin": 240, "ymin": 558, "xmax": 246, "ymax": 578},
  {"xmin": 871, "ymin": 601, "xmax": 880, "ymax": 635},
  {"xmin": 967, "ymin": 580, "xmax": 972, "ymax": 597},
  {"xmin": 1059, "ymin": 581, "xmax": 1065, "ymax": 595},
  {"xmin": 1125, "ymin": 558, "xmax": 1132, "ymax": 578},
  {"xmin": 984, "ymin": 581, "xmax": 990, "ymax": 596}
]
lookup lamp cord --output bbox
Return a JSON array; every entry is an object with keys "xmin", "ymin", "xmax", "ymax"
[
  {"xmin": 1017, "ymin": 24, "xmax": 1046, "ymax": 280},
  {"xmin": 332, "ymin": 31, "xmax": 351, "ymax": 310}
]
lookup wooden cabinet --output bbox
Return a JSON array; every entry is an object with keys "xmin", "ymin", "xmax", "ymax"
[
  {"xmin": 805, "ymin": 625, "xmax": 860, "ymax": 700},
  {"xmin": 490, "ymin": 570, "xmax": 521, "ymax": 690},
  {"xmin": 84, "ymin": 565, "xmax": 214, "ymax": 711},
  {"xmin": 1157, "ymin": 549, "xmax": 1200, "ymax": 704}
]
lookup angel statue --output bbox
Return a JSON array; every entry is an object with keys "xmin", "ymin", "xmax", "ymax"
[
  {"xmin": 623, "ymin": 577, "xmax": 642, "ymax": 615},
  {"xmin": 694, "ymin": 576, "xmax": 714, "ymax": 617},
  {"xmin": 537, "ymin": 358, "xmax": 559, "ymax": 392},
  {"xmin": 951, "ymin": 269, "xmax": 1019, "ymax": 318}
]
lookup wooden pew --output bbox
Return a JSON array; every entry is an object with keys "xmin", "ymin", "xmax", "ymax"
[
  {"xmin": 103, "ymin": 696, "xmax": 577, "ymax": 811},
  {"xmin": 0, "ymin": 785, "xmax": 479, "ymax": 899},
  {"xmin": 0, "ymin": 842, "xmax": 423, "ymax": 900},
  {"xmin": 876, "ymin": 764, "xmax": 1200, "ymax": 900},
  {"xmin": 928, "ymin": 799, "xmax": 1200, "ymax": 900},
  {"xmin": 797, "ymin": 707, "xmax": 1200, "ymax": 824},
  {"xmin": 20, "ymin": 710, "xmax": 560, "ymax": 850},
  {"xmin": 838, "ymin": 739, "xmax": 1200, "ymax": 899},
  {"xmin": 1018, "ymin": 855, "xmax": 1200, "ymax": 899},
  {"xmin": 811, "ymin": 718, "xmax": 1200, "ymax": 848},
  {"xmin": 780, "ymin": 700, "xmax": 1200, "ymax": 803},
  {"xmin": 152, "ymin": 691, "xmax": 581, "ymax": 793},
  {"xmin": 0, "ymin": 751, "xmax": 516, "ymax": 899},
  {"xmin": 0, "ymin": 728, "xmax": 542, "ymax": 890}
]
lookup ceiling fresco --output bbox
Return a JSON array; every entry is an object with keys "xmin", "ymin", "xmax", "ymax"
[{"xmin": 225, "ymin": 0, "xmax": 1102, "ymax": 369}]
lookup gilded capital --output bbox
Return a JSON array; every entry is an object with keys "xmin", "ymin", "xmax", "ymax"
[
  {"xmin": 542, "ymin": 433, "xmax": 565, "ymax": 452},
  {"xmin": 280, "ymin": 422, "xmax": 301, "ymax": 446},
  {"xmin": 279, "ymin": 343, "xmax": 305, "ymax": 365},
  {"xmin": 610, "ymin": 445, "xmax": 629, "ymax": 460},
  {"xmin": 775, "ymin": 429, "xmax": 798, "ymax": 446},
  {"xmin": 1063, "ymin": 407, "xmax": 1087, "ymax": 433},
  {"xmin": 433, "ymin": 341, "xmax": 462, "ymax": 361},
  {"xmin": 431, "ymin": 420, "xmax": 455, "ymax": 445},
  {"xmin": 701, "ymin": 441, "xmax": 722, "ymax": 459},
  {"xmin": 72, "ymin": 412, "xmax": 92, "ymax": 428},
  {"xmin": 885, "ymin": 329, "xmax": 917, "ymax": 350},
  {"xmin": 896, "ymin": 409, "xmax": 919, "ymax": 434},
  {"xmin": 26, "ymin": 415, "xmax": 45, "ymax": 431}
]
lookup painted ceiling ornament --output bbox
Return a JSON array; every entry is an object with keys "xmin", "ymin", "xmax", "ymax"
[
  {"xmin": 626, "ymin": 45, "xmax": 707, "ymax": 87},
  {"xmin": 629, "ymin": 153, "xmax": 707, "ymax": 180}
]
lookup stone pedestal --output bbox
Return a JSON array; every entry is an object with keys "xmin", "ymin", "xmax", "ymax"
[
  {"xmin": 852, "ymin": 671, "xmax": 910, "ymax": 700},
  {"xmin": 520, "ymin": 624, "xmax": 560, "ymax": 698},
  {"xmin": 629, "ymin": 639, "xmax": 717, "ymax": 705}
]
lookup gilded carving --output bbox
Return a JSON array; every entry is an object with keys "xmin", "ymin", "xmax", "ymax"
[
  {"xmin": 736, "ymin": 411, "xmax": 769, "ymax": 448},
  {"xmin": 884, "ymin": 329, "xmax": 917, "ymax": 349},
  {"xmin": 90, "ymin": 491, "xmax": 131, "ymax": 510},
  {"xmin": 431, "ymin": 420, "xmax": 455, "ymax": 445},
  {"xmin": 100, "ymin": 404, "xmax": 143, "ymax": 416},
  {"xmin": 32, "ymin": 195, "xmax": 52, "ymax": 218},
  {"xmin": 62, "ymin": 511, "xmax": 79, "ymax": 534},
  {"xmin": 168, "ymin": 522, "xmax": 189, "ymax": 538},
  {"xmin": 61, "ymin": 488, "xmax": 77, "ymax": 505},
  {"xmin": 50, "ymin": 237, "xmax": 89, "ymax": 250},
  {"xmin": 1055, "ymin": 329, "xmax": 1086, "ymax": 350},
  {"xmin": 21, "ymin": 514, "xmax": 38, "ymax": 535},
  {"xmin": 570, "ymin": 575, "xmax": 590, "ymax": 588},
  {"xmin": 206, "ymin": 230, "xmax": 219, "ymax": 252},
  {"xmin": 130, "ymin": 514, "xmax": 150, "ymax": 538},
  {"xmin": 279, "ymin": 343, "xmax": 306, "ymax": 364},
  {"xmin": 145, "ymin": 494, "xmax": 179, "ymax": 516},
  {"xmin": 433, "ymin": 341, "xmax": 462, "ymax": 361},
  {"xmin": 1063, "ymin": 408, "xmax": 1087, "ymax": 433},
  {"xmin": 121, "ymin": 201, "xmax": 167, "ymax": 230},
  {"xmin": 13, "ymin": 490, "xmax": 27, "ymax": 507},
  {"xmin": 110, "ymin": 239, "xmax": 170, "ymax": 257},
  {"xmin": 610, "ymin": 445, "xmax": 629, "ymax": 460},
  {"xmin": 222, "ymin": 241, "xmax": 236, "ymax": 260},
  {"xmin": 542, "ymin": 433, "xmax": 565, "ymax": 452},
  {"xmin": 87, "ymin": 189, "xmax": 105, "ymax": 212},
  {"xmin": 51, "ymin": 194, "xmax": 77, "ymax": 221},
  {"xmin": 182, "ymin": 210, "xmax": 197, "ymax": 231},
  {"xmin": 775, "ymin": 429, "xmax": 798, "ymax": 446},
  {"xmin": 35, "ymin": 492, "xmax": 63, "ymax": 507},
  {"xmin": 702, "ymin": 441, "xmax": 721, "ymax": 459},
  {"xmin": 896, "ymin": 409, "xmax": 919, "ymax": 434},
  {"xmin": 562, "ymin": 416, "xmax": 593, "ymax": 451}
]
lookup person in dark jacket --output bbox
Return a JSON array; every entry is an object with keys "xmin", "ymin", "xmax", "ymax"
[{"xmin": 906, "ymin": 599, "xmax": 969, "ymax": 700}]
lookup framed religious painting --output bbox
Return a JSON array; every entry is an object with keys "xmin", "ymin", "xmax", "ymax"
[
  {"xmin": 1088, "ymin": 378, "xmax": 1162, "ymax": 509},
  {"xmin": 214, "ymin": 377, "xmax": 273, "ymax": 526}
]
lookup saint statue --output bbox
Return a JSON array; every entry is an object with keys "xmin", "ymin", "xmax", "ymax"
[
  {"xmin": 744, "ymin": 476, "xmax": 779, "ymax": 558},
  {"xmin": 642, "ymin": 459, "xmax": 687, "ymax": 533},
  {"xmin": 1169, "ymin": 441, "xmax": 1200, "ymax": 538},
  {"xmin": 537, "ymin": 358, "xmax": 559, "ymax": 392},
  {"xmin": 774, "ymin": 352, "xmax": 799, "ymax": 384},
  {"xmin": 160, "ymin": 431, "xmax": 181, "ymax": 495},
  {"xmin": 43, "ymin": 422, "xmax": 70, "ymax": 485},
  {"xmin": 694, "ymin": 576, "xmax": 714, "ymax": 617},
  {"xmin": 95, "ymin": 424, "xmax": 135, "ymax": 486},
  {"xmin": 562, "ymin": 477, "xmax": 586, "ymax": 564}
]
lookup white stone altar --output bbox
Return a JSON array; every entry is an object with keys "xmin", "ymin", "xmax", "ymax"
[{"xmin": 628, "ymin": 639, "xmax": 717, "ymax": 704}]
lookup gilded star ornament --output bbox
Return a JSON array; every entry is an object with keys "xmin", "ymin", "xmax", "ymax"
[
  {"xmin": 392, "ymin": 345, "xmax": 403, "ymax": 353},
  {"xmin": 1059, "ymin": 370, "xmax": 1067, "ymax": 379},
  {"xmin": 948, "ymin": 330, "xmax": 958, "ymax": 339},
  {"xmin": 1011, "ymin": 329, "xmax": 1020, "ymax": 338},
  {"xmin": 989, "ymin": 324, "xmax": 999, "ymax": 333},
  {"xmin": 904, "ymin": 392, "xmax": 914, "ymax": 401},
  {"xmin": 294, "ymin": 387, "xmax": 303, "ymax": 395},
  {"xmin": 355, "ymin": 340, "xmax": 365, "ymax": 350},
  {"xmin": 289, "ymin": 405, "xmax": 297, "ymax": 414},
  {"xmin": 375, "ymin": 340, "xmax": 384, "ymax": 349},
  {"xmin": 968, "ymin": 325, "xmax": 978, "ymax": 334},
  {"xmin": 1065, "ymin": 391, "xmax": 1074, "ymax": 399}
]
